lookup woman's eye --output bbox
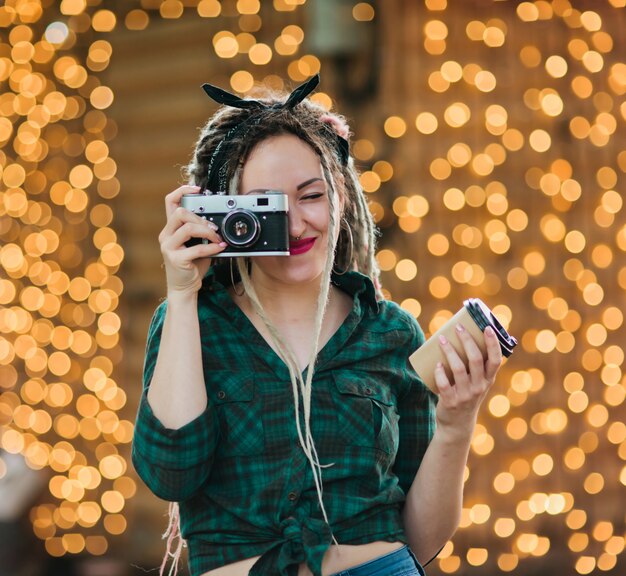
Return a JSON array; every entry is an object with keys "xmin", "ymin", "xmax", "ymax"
[{"xmin": 303, "ymin": 193, "xmax": 324, "ymax": 200}]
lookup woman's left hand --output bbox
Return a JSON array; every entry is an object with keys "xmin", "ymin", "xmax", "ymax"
[{"xmin": 433, "ymin": 324, "xmax": 503, "ymax": 441}]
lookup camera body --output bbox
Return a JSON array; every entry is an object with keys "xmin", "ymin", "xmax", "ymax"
[{"xmin": 181, "ymin": 191, "xmax": 289, "ymax": 257}]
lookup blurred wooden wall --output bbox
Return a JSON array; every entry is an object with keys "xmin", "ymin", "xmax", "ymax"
[{"xmin": 107, "ymin": 16, "xmax": 229, "ymax": 566}]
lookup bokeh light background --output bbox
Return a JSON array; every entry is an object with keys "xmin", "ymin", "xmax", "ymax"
[{"xmin": 0, "ymin": 0, "xmax": 625, "ymax": 574}]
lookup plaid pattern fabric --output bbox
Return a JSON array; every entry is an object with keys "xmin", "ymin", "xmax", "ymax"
[{"xmin": 132, "ymin": 268, "xmax": 436, "ymax": 576}]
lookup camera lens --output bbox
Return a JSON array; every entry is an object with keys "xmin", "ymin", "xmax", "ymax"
[{"xmin": 221, "ymin": 209, "xmax": 260, "ymax": 247}]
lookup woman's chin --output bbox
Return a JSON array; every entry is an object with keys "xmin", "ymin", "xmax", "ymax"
[
  {"xmin": 255, "ymin": 257, "xmax": 325, "ymax": 286},
  {"xmin": 280, "ymin": 264, "xmax": 325, "ymax": 286},
  {"xmin": 252, "ymin": 252, "xmax": 324, "ymax": 285}
]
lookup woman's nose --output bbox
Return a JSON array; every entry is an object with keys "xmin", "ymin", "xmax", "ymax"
[{"xmin": 288, "ymin": 209, "xmax": 305, "ymax": 239}]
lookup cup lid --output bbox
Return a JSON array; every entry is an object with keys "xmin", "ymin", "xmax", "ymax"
[{"xmin": 464, "ymin": 298, "xmax": 518, "ymax": 357}]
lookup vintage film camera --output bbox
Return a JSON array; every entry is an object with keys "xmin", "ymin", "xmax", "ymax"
[{"xmin": 181, "ymin": 191, "xmax": 289, "ymax": 257}]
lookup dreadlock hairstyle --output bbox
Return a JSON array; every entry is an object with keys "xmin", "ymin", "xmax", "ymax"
[{"xmin": 160, "ymin": 76, "xmax": 382, "ymax": 575}]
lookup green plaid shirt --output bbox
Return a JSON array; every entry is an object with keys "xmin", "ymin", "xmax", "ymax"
[{"xmin": 132, "ymin": 268, "xmax": 436, "ymax": 576}]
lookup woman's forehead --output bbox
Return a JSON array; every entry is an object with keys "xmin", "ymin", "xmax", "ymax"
[
  {"xmin": 246, "ymin": 133, "xmax": 319, "ymax": 161},
  {"xmin": 241, "ymin": 135, "xmax": 323, "ymax": 184}
]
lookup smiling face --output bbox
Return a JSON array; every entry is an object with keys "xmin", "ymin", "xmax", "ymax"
[{"xmin": 239, "ymin": 133, "xmax": 343, "ymax": 287}]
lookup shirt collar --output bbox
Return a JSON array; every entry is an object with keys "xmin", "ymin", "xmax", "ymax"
[{"xmin": 330, "ymin": 270, "xmax": 379, "ymax": 313}]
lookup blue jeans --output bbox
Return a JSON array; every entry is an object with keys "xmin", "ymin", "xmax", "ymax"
[{"xmin": 329, "ymin": 545, "xmax": 426, "ymax": 576}]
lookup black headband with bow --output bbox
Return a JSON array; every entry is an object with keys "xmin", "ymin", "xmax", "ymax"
[{"xmin": 201, "ymin": 74, "xmax": 350, "ymax": 192}]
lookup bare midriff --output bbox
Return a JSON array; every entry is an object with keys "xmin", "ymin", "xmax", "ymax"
[{"xmin": 200, "ymin": 540, "xmax": 405, "ymax": 576}]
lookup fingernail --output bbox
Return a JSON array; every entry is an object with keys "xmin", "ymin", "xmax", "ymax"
[
  {"xmin": 456, "ymin": 323, "xmax": 465, "ymax": 333},
  {"xmin": 218, "ymin": 242, "xmax": 227, "ymax": 247},
  {"xmin": 436, "ymin": 362, "xmax": 444, "ymax": 370},
  {"xmin": 485, "ymin": 326, "xmax": 494, "ymax": 337},
  {"xmin": 439, "ymin": 335, "xmax": 447, "ymax": 345}
]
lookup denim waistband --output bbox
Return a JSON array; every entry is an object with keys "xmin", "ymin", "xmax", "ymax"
[{"xmin": 329, "ymin": 545, "xmax": 425, "ymax": 576}]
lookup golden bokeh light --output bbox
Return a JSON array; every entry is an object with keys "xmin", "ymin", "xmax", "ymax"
[
  {"xmin": 360, "ymin": 4, "xmax": 624, "ymax": 570},
  {"xmin": 353, "ymin": 3, "xmax": 375, "ymax": 22},
  {"xmin": 415, "ymin": 111, "xmax": 438, "ymax": 134},
  {"xmin": 1, "ymin": 2, "xmax": 625, "ymax": 574},
  {"xmin": 0, "ymin": 0, "xmax": 135, "ymax": 561},
  {"xmin": 384, "ymin": 115, "xmax": 407, "ymax": 138}
]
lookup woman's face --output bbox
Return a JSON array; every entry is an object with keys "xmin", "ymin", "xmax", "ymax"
[{"xmin": 239, "ymin": 133, "xmax": 342, "ymax": 287}]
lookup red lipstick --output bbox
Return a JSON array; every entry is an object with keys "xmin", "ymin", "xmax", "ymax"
[{"xmin": 289, "ymin": 237, "xmax": 316, "ymax": 255}]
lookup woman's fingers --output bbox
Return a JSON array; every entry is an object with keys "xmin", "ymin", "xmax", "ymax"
[
  {"xmin": 162, "ymin": 236, "xmax": 226, "ymax": 294},
  {"xmin": 438, "ymin": 334, "xmax": 470, "ymax": 388},
  {"xmin": 454, "ymin": 324, "xmax": 488, "ymax": 392},
  {"xmin": 437, "ymin": 325, "xmax": 504, "ymax": 399},
  {"xmin": 435, "ymin": 326, "xmax": 504, "ymax": 436},
  {"xmin": 162, "ymin": 218, "xmax": 227, "ymax": 272},
  {"xmin": 433, "ymin": 361, "xmax": 456, "ymax": 403},
  {"xmin": 173, "ymin": 241, "xmax": 228, "ymax": 263},
  {"xmin": 160, "ymin": 206, "xmax": 187, "ymax": 243},
  {"xmin": 159, "ymin": 186, "xmax": 229, "ymax": 295},
  {"xmin": 164, "ymin": 185, "xmax": 200, "ymax": 219},
  {"xmin": 160, "ymin": 206, "xmax": 206, "ymax": 242},
  {"xmin": 164, "ymin": 236, "xmax": 227, "ymax": 265},
  {"xmin": 167, "ymin": 243, "xmax": 225, "ymax": 274},
  {"xmin": 165, "ymin": 219, "xmax": 223, "ymax": 252},
  {"xmin": 484, "ymin": 326, "xmax": 503, "ymax": 381}
]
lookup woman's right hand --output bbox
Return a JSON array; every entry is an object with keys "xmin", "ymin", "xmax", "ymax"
[{"xmin": 159, "ymin": 185, "xmax": 227, "ymax": 296}]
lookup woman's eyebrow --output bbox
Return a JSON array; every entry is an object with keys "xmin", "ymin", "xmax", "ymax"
[
  {"xmin": 296, "ymin": 177, "xmax": 324, "ymax": 190},
  {"xmin": 244, "ymin": 177, "xmax": 324, "ymax": 195}
]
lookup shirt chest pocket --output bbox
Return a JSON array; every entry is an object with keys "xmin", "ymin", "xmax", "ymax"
[
  {"xmin": 331, "ymin": 373, "xmax": 399, "ymax": 455},
  {"xmin": 212, "ymin": 373, "xmax": 265, "ymax": 457}
]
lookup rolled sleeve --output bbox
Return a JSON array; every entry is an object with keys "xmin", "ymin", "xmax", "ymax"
[
  {"xmin": 132, "ymin": 389, "xmax": 219, "ymax": 501},
  {"xmin": 131, "ymin": 301, "xmax": 220, "ymax": 501}
]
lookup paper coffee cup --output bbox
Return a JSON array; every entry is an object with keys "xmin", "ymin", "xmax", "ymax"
[{"xmin": 409, "ymin": 298, "xmax": 517, "ymax": 394}]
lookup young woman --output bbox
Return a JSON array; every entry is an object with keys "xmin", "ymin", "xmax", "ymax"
[{"xmin": 132, "ymin": 75, "xmax": 503, "ymax": 576}]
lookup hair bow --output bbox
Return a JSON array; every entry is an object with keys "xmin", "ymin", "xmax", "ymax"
[
  {"xmin": 202, "ymin": 74, "xmax": 348, "ymax": 192},
  {"xmin": 202, "ymin": 74, "xmax": 321, "ymax": 111}
]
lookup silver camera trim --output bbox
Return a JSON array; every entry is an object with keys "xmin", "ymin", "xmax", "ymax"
[{"xmin": 181, "ymin": 191, "xmax": 289, "ymax": 214}]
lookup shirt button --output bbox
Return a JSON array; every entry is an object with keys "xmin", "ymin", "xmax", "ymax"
[
  {"xmin": 287, "ymin": 491, "xmax": 298, "ymax": 501},
  {"xmin": 217, "ymin": 390, "xmax": 226, "ymax": 400},
  {"xmin": 364, "ymin": 387, "xmax": 373, "ymax": 395}
]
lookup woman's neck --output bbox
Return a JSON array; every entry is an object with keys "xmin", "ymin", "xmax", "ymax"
[
  {"xmin": 229, "ymin": 266, "xmax": 353, "ymax": 372},
  {"xmin": 239, "ymin": 271, "xmax": 326, "ymax": 325}
]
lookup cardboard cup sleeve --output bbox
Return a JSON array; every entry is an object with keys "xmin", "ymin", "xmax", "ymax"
[{"xmin": 409, "ymin": 298, "xmax": 517, "ymax": 394}]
